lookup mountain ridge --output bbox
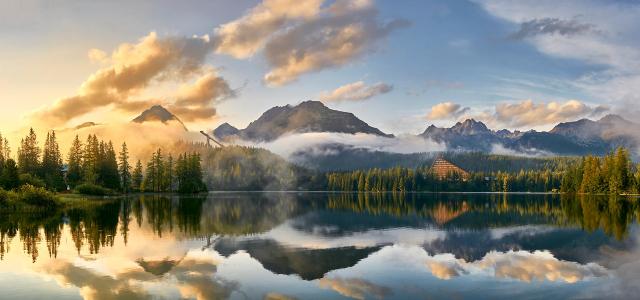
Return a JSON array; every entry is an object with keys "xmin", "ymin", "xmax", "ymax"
[
  {"xmin": 420, "ymin": 114, "xmax": 638, "ymax": 155},
  {"xmin": 213, "ymin": 100, "xmax": 393, "ymax": 142}
]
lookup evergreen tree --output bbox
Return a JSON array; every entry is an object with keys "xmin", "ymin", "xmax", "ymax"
[
  {"xmin": 101, "ymin": 141, "xmax": 120, "ymax": 190},
  {"xmin": 132, "ymin": 160, "xmax": 144, "ymax": 192},
  {"xmin": 82, "ymin": 135, "xmax": 99, "ymax": 184},
  {"xmin": 118, "ymin": 143, "xmax": 131, "ymax": 193},
  {"xmin": 41, "ymin": 131, "xmax": 65, "ymax": 191},
  {"xmin": 0, "ymin": 132, "xmax": 5, "ymax": 168},
  {"xmin": 1, "ymin": 159, "xmax": 20, "ymax": 190},
  {"xmin": 175, "ymin": 152, "xmax": 206, "ymax": 193},
  {"xmin": 67, "ymin": 135, "xmax": 84, "ymax": 188},
  {"xmin": 164, "ymin": 154, "xmax": 174, "ymax": 192},
  {"xmin": 17, "ymin": 128, "xmax": 41, "ymax": 176}
]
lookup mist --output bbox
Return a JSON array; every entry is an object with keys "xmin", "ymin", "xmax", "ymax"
[{"xmin": 235, "ymin": 132, "xmax": 446, "ymax": 159}]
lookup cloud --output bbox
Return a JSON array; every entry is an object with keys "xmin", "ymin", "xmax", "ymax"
[
  {"xmin": 213, "ymin": 0, "xmax": 409, "ymax": 86},
  {"xmin": 214, "ymin": 0, "xmax": 324, "ymax": 59},
  {"xmin": 426, "ymin": 102, "xmax": 470, "ymax": 120},
  {"xmin": 492, "ymin": 99, "xmax": 594, "ymax": 128},
  {"xmin": 476, "ymin": 0, "xmax": 640, "ymax": 120},
  {"xmin": 239, "ymin": 132, "xmax": 445, "ymax": 159},
  {"xmin": 262, "ymin": 1, "xmax": 409, "ymax": 85},
  {"xmin": 168, "ymin": 71, "xmax": 236, "ymax": 122},
  {"xmin": 319, "ymin": 81, "xmax": 392, "ymax": 102},
  {"xmin": 30, "ymin": 32, "xmax": 224, "ymax": 127},
  {"xmin": 88, "ymin": 48, "xmax": 108, "ymax": 64},
  {"xmin": 509, "ymin": 18, "xmax": 596, "ymax": 40},
  {"xmin": 318, "ymin": 277, "xmax": 391, "ymax": 300},
  {"xmin": 423, "ymin": 250, "xmax": 609, "ymax": 283}
]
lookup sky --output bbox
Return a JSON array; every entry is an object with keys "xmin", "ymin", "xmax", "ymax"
[{"xmin": 1, "ymin": 0, "xmax": 639, "ymax": 136}]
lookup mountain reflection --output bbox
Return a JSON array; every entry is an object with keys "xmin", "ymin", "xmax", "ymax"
[{"xmin": 1, "ymin": 193, "xmax": 638, "ymax": 263}]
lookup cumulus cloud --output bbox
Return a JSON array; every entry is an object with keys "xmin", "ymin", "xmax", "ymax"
[
  {"xmin": 213, "ymin": 0, "xmax": 409, "ymax": 86},
  {"xmin": 509, "ymin": 17, "xmax": 596, "ymax": 40},
  {"xmin": 318, "ymin": 277, "xmax": 391, "ymax": 300},
  {"xmin": 492, "ymin": 99, "xmax": 594, "ymax": 128},
  {"xmin": 168, "ymin": 71, "xmax": 236, "ymax": 122},
  {"xmin": 214, "ymin": 0, "xmax": 324, "ymax": 59},
  {"xmin": 423, "ymin": 250, "xmax": 609, "ymax": 283},
  {"xmin": 426, "ymin": 102, "xmax": 470, "ymax": 120},
  {"xmin": 32, "ymin": 32, "xmax": 220, "ymax": 126},
  {"xmin": 319, "ymin": 81, "xmax": 392, "ymax": 102},
  {"xmin": 263, "ymin": 2, "xmax": 409, "ymax": 85}
]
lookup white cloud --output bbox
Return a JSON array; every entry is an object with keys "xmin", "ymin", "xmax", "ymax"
[
  {"xmin": 238, "ymin": 132, "xmax": 445, "ymax": 159},
  {"xmin": 475, "ymin": 0, "xmax": 640, "ymax": 119},
  {"xmin": 319, "ymin": 81, "xmax": 392, "ymax": 102}
]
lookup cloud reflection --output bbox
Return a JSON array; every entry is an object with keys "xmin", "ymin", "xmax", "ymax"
[{"xmin": 424, "ymin": 250, "xmax": 609, "ymax": 283}]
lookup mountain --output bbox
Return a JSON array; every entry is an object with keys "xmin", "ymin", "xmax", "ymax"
[
  {"xmin": 213, "ymin": 100, "xmax": 393, "ymax": 141},
  {"xmin": 132, "ymin": 105, "xmax": 188, "ymax": 131},
  {"xmin": 420, "ymin": 119, "xmax": 502, "ymax": 152},
  {"xmin": 420, "ymin": 115, "xmax": 638, "ymax": 155},
  {"xmin": 213, "ymin": 122, "xmax": 240, "ymax": 139},
  {"xmin": 550, "ymin": 114, "xmax": 638, "ymax": 149}
]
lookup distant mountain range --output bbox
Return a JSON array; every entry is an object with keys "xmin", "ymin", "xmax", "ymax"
[
  {"xmin": 74, "ymin": 102, "xmax": 636, "ymax": 159},
  {"xmin": 209, "ymin": 100, "xmax": 637, "ymax": 156},
  {"xmin": 420, "ymin": 115, "xmax": 638, "ymax": 155},
  {"xmin": 213, "ymin": 100, "xmax": 393, "ymax": 142}
]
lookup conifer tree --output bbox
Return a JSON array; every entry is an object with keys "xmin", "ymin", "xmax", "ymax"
[
  {"xmin": 101, "ymin": 141, "xmax": 120, "ymax": 190},
  {"xmin": 0, "ymin": 132, "xmax": 5, "ymax": 168},
  {"xmin": 67, "ymin": 135, "xmax": 84, "ymax": 188},
  {"xmin": 132, "ymin": 160, "xmax": 144, "ymax": 192},
  {"xmin": 41, "ymin": 131, "xmax": 65, "ymax": 191},
  {"xmin": 164, "ymin": 154, "xmax": 174, "ymax": 192},
  {"xmin": 82, "ymin": 135, "xmax": 100, "ymax": 184},
  {"xmin": 17, "ymin": 128, "xmax": 41, "ymax": 176},
  {"xmin": 1, "ymin": 159, "xmax": 19, "ymax": 190},
  {"xmin": 118, "ymin": 142, "xmax": 131, "ymax": 193}
]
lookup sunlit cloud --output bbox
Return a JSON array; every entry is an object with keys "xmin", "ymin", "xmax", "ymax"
[
  {"xmin": 426, "ymin": 102, "xmax": 470, "ymax": 120},
  {"xmin": 213, "ymin": 0, "xmax": 409, "ymax": 86},
  {"xmin": 30, "ymin": 32, "xmax": 221, "ymax": 127},
  {"xmin": 319, "ymin": 81, "xmax": 392, "ymax": 102}
]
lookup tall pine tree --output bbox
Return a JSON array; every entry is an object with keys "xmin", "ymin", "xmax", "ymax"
[
  {"xmin": 67, "ymin": 135, "xmax": 83, "ymax": 188},
  {"xmin": 132, "ymin": 160, "xmax": 144, "ymax": 192},
  {"xmin": 118, "ymin": 142, "xmax": 132, "ymax": 193},
  {"xmin": 41, "ymin": 131, "xmax": 65, "ymax": 191},
  {"xmin": 17, "ymin": 128, "xmax": 41, "ymax": 176}
]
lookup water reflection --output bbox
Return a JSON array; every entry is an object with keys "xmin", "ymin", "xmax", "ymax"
[{"xmin": 0, "ymin": 192, "xmax": 638, "ymax": 299}]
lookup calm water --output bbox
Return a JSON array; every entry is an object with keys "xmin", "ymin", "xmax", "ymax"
[{"xmin": 0, "ymin": 192, "xmax": 639, "ymax": 300}]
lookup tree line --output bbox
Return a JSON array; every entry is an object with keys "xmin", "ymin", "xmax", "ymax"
[
  {"xmin": 326, "ymin": 166, "xmax": 563, "ymax": 193},
  {"xmin": 0, "ymin": 129, "xmax": 206, "ymax": 194},
  {"xmin": 561, "ymin": 147, "xmax": 640, "ymax": 195},
  {"xmin": 327, "ymin": 147, "xmax": 640, "ymax": 194}
]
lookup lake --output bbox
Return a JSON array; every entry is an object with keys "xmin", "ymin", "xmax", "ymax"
[{"xmin": 0, "ymin": 192, "xmax": 638, "ymax": 299}]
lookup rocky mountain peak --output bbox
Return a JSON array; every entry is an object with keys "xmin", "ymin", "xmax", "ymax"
[{"xmin": 132, "ymin": 105, "xmax": 188, "ymax": 131}]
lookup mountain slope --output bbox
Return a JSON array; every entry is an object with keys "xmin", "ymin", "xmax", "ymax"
[
  {"xmin": 213, "ymin": 100, "xmax": 393, "ymax": 141},
  {"xmin": 420, "ymin": 115, "xmax": 638, "ymax": 155},
  {"xmin": 132, "ymin": 105, "xmax": 188, "ymax": 131}
]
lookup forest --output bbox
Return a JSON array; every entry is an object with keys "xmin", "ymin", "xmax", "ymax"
[
  {"xmin": 560, "ymin": 147, "xmax": 640, "ymax": 195},
  {"xmin": 0, "ymin": 129, "xmax": 206, "ymax": 200},
  {"xmin": 1, "ymin": 129, "xmax": 639, "ymax": 199},
  {"xmin": 327, "ymin": 147, "xmax": 640, "ymax": 194}
]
